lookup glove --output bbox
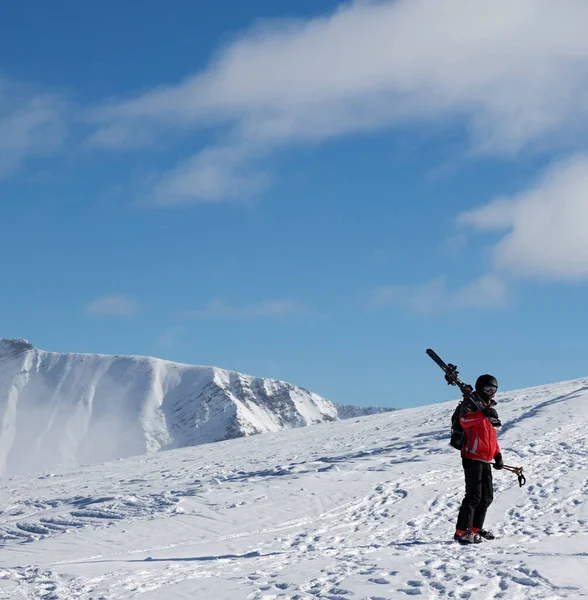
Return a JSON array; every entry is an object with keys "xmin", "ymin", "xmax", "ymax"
[
  {"xmin": 493, "ymin": 453, "xmax": 504, "ymax": 470},
  {"xmin": 483, "ymin": 407, "xmax": 502, "ymax": 428}
]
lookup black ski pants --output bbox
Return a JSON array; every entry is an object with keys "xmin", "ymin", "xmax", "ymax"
[{"xmin": 456, "ymin": 457, "xmax": 493, "ymax": 531}]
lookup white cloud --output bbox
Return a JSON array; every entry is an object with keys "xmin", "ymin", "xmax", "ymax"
[
  {"xmin": 84, "ymin": 295, "xmax": 136, "ymax": 317},
  {"xmin": 0, "ymin": 80, "xmax": 67, "ymax": 180},
  {"xmin": 186, "ymin": 299, "xmax": 304, "ymax": 319},
  {"xmin": 89, "ymin": 0, "xmax": 588, "ymax": 202},
  {"xmin": 372, "ymin": 275, "xmax": 507, "ymax": 314},
  {"xmin": 459, "ymin": 155, "xmax": 588, "ymax": 281},
  {"xmin": 453, "ymin": 274, "xmax": 508, "ymax": 309},
  {"xmin": 88, "ymin": 124, "xmax": 149, "ymax": 149},
  {"xmin": 150, "ymin": 145, "xmax": 271, "ymax": 205}
]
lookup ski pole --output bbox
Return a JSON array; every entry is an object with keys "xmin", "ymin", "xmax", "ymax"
[{"xmin": 500, "ymin": 464, "xmax": 526, "ymax": 487}]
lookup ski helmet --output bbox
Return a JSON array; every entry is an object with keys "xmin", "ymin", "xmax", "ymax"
[{"xmin": 475, "ymin": 374, "xmax": 498, "ymax": 402}]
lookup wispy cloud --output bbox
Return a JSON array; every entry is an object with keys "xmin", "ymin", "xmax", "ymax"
[
  {"xmin": 371, "ymin": 275, "xmax": 507, "ymax": 315},
  {"xmin": 157, "ymin": 326, "xmax": 185, "ymax": 351},
  {"xmin": 391, "ymin": 153, "xmax": 588, "ymax": 309},
  {"xmin": 88, "ymin": 0, "xmax": 588, "ymax": 203},
  {"xmin": 84, "ymin": 295, "xmax": 136, "ymax": 317},
  {"xmin": 453, "ymin": 274, "xmax": 508, "ymax": 309},
  {"xmin": 371, "ymin": 279, "xmax": 448, "ymax": 315},
  {"xmin": 150, "ymin": 145, "xmax": 271, "ymax": 205},
  {"xmin": 0, "ymin": 80, "xmax": 67, "ymax": 180},
  {"xmin": 185, "ymin": 299, "xmax": 305, "ymax": 319},
  {"xmin": 459, "ymin": 155, "xmax": 588, "ymax": 281}
]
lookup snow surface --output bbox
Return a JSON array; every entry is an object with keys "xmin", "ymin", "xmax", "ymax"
[
  {"xmin": 1, "ymin": 375, "xmax": 588, "ymax": 598},
  {"xmin": 0, "ymin": 339, "xmax": 389, "ymax": 477}
]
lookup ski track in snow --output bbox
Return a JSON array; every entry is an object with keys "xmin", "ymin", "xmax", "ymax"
[{"xmin": 1, "ymin": 379, "xmax": 588, "ymax": 598}]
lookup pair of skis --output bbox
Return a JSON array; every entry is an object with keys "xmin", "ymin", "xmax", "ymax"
[{"xmin": 427, "ymin": 349, "xmax": 526, "ymax": 487}]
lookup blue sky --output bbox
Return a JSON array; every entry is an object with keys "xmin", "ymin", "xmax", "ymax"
[{"xmin": 2, "ymin": 0, "xmax": 588, "ymax": 409}]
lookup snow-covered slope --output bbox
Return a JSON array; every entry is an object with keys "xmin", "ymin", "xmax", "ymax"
[
  {"xmin": 1, "ymin": 375, "xmax": 587, "ymax": 599},
  {"xmin": 0, "ymin": 339, "xmax": 390, "ymax": 476}
]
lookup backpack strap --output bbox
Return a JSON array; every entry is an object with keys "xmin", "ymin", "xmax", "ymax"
[{"xmin": 450, "ymin": 402, "xmax": 466, "ymax": 450}]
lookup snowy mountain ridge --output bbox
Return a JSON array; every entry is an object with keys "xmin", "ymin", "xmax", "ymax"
[{"xmin": 0, "ymin": 339, "xmax": 391, "ymax": 476}]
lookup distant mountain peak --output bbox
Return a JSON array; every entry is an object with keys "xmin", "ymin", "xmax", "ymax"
[{"xmin": 0, "ymin": 343, "xmax": 393, "ymax": 476}]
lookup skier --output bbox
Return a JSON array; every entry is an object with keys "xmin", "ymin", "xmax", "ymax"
[{"xmin": 453, "ymin": 374, "xmax": 503, "ymax": 545}]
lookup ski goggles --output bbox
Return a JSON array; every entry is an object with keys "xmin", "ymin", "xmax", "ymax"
[{"xmin": 483, "ymin": 385, "xmax": 498, "ymax": 396}]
